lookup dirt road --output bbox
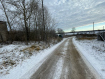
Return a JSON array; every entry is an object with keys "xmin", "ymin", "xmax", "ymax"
[{"xmin": 30, "ymin": 38, "xmax": 95, "ymax": 79}]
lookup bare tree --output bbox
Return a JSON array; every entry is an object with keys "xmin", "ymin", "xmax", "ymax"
[
  {"xmin": 6, "ymin": 0, "xmax": 36, "ymax": 44},
  {"xmin": 71, "ymin": 27, "xmax": 76, "ymax": 35},
  {"xmin": 57, "ymin": 28, "xmax": 64, "ymax": 34},
  {"xmin": 71, "ymin": 27, "xmax": 76, "ymax": 32},
  {"xmin": 0, "ymin": 0, "xmax": 19, "ymax": 43},
  {"xmin": 0, "ymin": 0, "xmax": 57, "ymax": 43},
  {"xmin": 0, "ymin": 0, "xmax": 12, "ymax": 31}
]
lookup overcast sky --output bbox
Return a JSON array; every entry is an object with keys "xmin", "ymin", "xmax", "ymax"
[
  {"xmin": 44, "ymin": 0, "xmax": 105, "ymax": 32},
  {"xmin": 0, "ymin": 0, "xmax": 105, "ymax": 32}
]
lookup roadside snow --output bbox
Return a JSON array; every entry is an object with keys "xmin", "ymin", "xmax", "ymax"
[
  {"xmin": 0, "ymin": 38, "xmax": 67, "ymax": 79},
  {"xmin": 0, "ymin": 45, "xmax": 29, "ymax": 75},
  {"xmin": 73, "ymin": 37, "xmax": 105, "ymax": 79}
]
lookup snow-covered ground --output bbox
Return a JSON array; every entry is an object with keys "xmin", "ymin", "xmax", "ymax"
[
  {"xmin": 0, "ymin": 39, "xmax": 66, "ymax": 79},
  {"xmin": 73, "ymin": 37, "xmax": 105, "ymax": 79}
]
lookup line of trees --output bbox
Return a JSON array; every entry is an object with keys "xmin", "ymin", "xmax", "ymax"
[{"xmin": 0, "ymin": 0, "xmax": 57, "ymax": 44}]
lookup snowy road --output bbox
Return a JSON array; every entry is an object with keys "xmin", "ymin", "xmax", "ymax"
[{"xmin": 30, "ymin": 38, "xmax": 95, "ymax": 79}]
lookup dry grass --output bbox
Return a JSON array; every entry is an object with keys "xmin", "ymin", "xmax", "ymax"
[
  {"xmin": 35, "ymin": 47, "xmax": 41, "ymax": 51},
  {"xmin": 2, "ymin": 60, "xmax": 16, "ymax": 67},
  {"xmin": 77, "ymin": 37, "xmax": 96, "ymax": 40},
  {"xmin": 22, "ymin": 45, "xmax": 41, "ymax": 52}
]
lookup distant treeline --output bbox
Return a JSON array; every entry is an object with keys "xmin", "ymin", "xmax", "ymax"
[{"xmin": 7, "ymin": 30, "xmax": 57, "ymax": 42}]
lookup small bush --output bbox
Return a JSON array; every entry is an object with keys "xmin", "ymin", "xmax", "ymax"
[
  {"xmin": 3, "ymin": 60, "xmax": 16, "ymax": 67},
  {"xmin": 35, "ymin": 47, "xmax": 40, "ymax": 51}
]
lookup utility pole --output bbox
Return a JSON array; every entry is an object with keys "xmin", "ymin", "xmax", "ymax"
[
  {"xmin": 103, "ymin": 26, "xmax": 105, "ymax": 41},
  {"xmin": 42, "ymin": 0, "xmax": 46, "ymax": 41},
  {"xmin": 93, "ymin": 22, "xmax": 94, "ymax": 34}
]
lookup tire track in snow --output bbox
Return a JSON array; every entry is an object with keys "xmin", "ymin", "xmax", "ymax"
[
  {"xmin": 60, "ymin": 39, "xmax": 71, "ymax": 79},
  {"xmin": 30, "ymin": 39, "xmax": 69, "ymax": 79},
  {"xmin": 53, "ymin": 39, "xmax": 69, "ymax": 79},
  {"xmin": 53, "ymin": 57, "xmax": 64, "ymax": 79}
]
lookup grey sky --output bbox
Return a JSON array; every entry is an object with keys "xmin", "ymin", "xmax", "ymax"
[
  {"xmin": 0, "ymin": 0, "xmax": 105, "ymax": 31},
  {"xmin": 44, "ymin": 0, "xmax": 105, "ymax": 31}
]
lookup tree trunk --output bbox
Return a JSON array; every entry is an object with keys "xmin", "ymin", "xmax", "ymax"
[{"xmin": 23, "ymin": 0, "xmax": 29, "ymax": 45}]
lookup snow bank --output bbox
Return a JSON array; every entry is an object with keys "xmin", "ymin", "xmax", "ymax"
[
  {"xmin": 73, "ymin": 37, "xmax": 105, "ymax": 79},
  {"xmin": 0, "ymin": 38, "xmax": 67, "ymax": 79}
]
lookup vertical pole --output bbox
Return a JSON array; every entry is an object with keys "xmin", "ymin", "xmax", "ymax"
[
  {"xmin": 42, "ymin": 0, "xmax": 45, "ymax": 41},
  {"xmin": 93, "ymin": 22, "xmax": 94, "ymax": 34},
  {"xmin": 103, "ymin": 26, "xmax": 105, "ymax": 41}
]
